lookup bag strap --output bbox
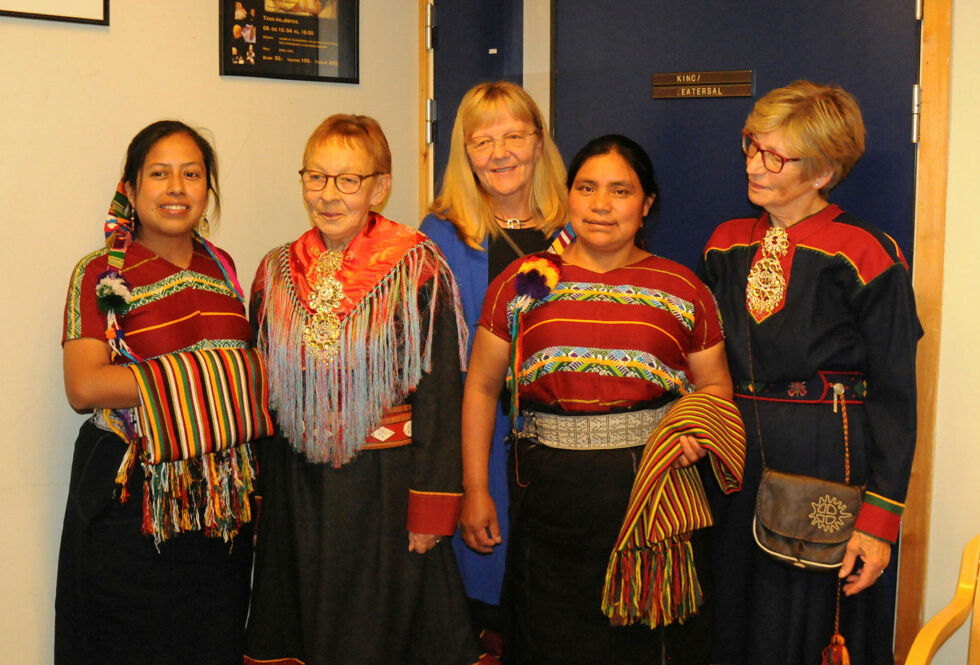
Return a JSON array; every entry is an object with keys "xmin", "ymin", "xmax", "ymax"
[{"xmin": 498, "ymin": 227, "xmax": 527, "ymax": 258}]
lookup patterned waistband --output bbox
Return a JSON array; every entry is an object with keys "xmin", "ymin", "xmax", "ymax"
[
  {"xmin": 735, "ymin": 370, "xmax": 866, "ymax": 404},
  {"xmin": 519, "ymin": 404, "xmax": 672, "ymax": 450},
  {"xmin": 362, "ymin": 404, "xmax": 412, "ymax": 450},
  {"xmin": 91, "ymin": 407, "xmax": 136, "ymax": 439}
]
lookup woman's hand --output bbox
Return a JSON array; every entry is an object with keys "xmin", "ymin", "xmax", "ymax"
[
  {"xmin": 840, "ymin": 530, "xmax": 892, "ymax": 596},
  {"xmin": 460, "ymin": 328, "xmax": 510, "ymax": 554},
  {"xmin": 459, "ymin": 488, "xmax": 502, "ymax": 553},
  {"xmin": 671, "ymin": 434, "xmax": 707, "ymax": 469},
  {"xmin": 408, "ymin": 532, "xmax": 442, "ymax": 554}
]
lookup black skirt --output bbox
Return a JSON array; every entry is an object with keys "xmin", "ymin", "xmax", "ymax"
[
  {"xmin": 244, "ymin": 436, "xmax": 480, "ymax": 665},
  {"xmin": 55, "ymin": 420, "xmax": 253, "ymax": 665},
  {"xmin": 505, "ymin": 438, "xmax": 713, "ymax": 665}
]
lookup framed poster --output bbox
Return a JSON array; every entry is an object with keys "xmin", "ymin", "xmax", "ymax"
[
  {"xmin": 0, "ymin": 0, "xmax": 108, "ymax": 25},
  {"xmin": 220, "ymin": 0, "xmax": 358, "ymax": 83}
]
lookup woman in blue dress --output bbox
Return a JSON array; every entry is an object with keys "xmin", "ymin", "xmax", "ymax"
[{"xmin": 420, "ymin": 81, "xmax": 569, "ymax": 653}]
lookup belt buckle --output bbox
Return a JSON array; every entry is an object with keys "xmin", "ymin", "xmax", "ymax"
[{"xmin": 519, "ymin": 411, "xmax": 538, "ymax": 440}]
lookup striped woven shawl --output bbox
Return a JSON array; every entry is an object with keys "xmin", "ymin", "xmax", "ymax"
[
  {"xmin": 123, "ymin": 347, "xmax": 272, "ymax": 544},
  {"xmin": 601, "ymin": 392, "xmax": 745, "ymax": 627}
]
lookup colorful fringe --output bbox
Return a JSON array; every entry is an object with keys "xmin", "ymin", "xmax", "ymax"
[
  {"xmin": 140, "ymin": 443, "xmax": 257, "ymax": 545},
  {"xmin": 505, "ymin": 253, "xmax": 562, "ymax": 424},
  {"xmin": 601, "ymin": 393, "xmax": 746, "ymax": 627},
  {"xmin": 261, "ymin": 237, "xmax": 467, "ymax": 467}
]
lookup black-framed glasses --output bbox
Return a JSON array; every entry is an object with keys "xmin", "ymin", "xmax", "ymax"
[
  {"xmin": 299, "ymin": 169, "xmax": 383, "ymax": 194},
  {"xmin": 467, "ymin": 130, "xmax": 539, "ymax": 155},
  {"xmin": 741, "ymin": 132, "xmax": 801, "ymax": 174}
]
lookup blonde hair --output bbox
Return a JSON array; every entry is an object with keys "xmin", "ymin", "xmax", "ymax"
[
  {"xmin": 428, "ymin": 81, "xmax": 568, "ymax": 249},
  {"xmin": 303, "ymin": 114, "xmax": 392, "ymax": 174},
  {"xmin": 744, "ymin": 80, "xmax": 865, "ymax": 194}
]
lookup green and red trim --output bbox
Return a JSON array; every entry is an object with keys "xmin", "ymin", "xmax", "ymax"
[{"xmin": 855, "ymin": 491, "xmax": 904, "ymax": 543}]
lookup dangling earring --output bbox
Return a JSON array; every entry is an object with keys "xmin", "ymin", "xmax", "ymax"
[{"xmin": 198, "ymin": 215, "xmax": 210, "ymax": 237}]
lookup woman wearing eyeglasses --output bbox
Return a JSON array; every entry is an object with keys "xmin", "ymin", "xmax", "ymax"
[
  {"xmin": 244, "ymin": 114, "xmax": 491, "ymax": 665},
  {"xmin": 699, "ymin": 81, "xmax": 922, "ymax": 665},
  {"xmin": 420, "ymin": 81, "xmax": 568, "ymax": 654}
]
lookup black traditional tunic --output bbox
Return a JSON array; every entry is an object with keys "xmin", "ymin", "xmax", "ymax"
[
  {"xmin": 698, "ymin": 204, "xmax": 922, "ymax": 665},
  {"xmin": 244, "ymin": 217, "xmax": 484, "ymax": 665}
]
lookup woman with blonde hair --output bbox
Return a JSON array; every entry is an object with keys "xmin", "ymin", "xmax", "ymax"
[
  {"xmin": 420, "ymin": 81, "xmax": 569, "ymax": 650},
  {"xmin": 700, "ymin": 80, "xmax": 921, "ymax": 665}
]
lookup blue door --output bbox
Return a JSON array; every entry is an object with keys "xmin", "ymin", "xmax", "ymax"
[
  {"xmin": 431, "ymin": 0, "xmax": 524, "ymax": 187},
  {"xmin": 553, "ymin": 1, "xmax": 920, "ymax": 269}
]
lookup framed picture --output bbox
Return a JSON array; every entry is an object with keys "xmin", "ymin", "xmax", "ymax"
[
  {"xmin": 220, "ymin": 0, "xmax": 358, "ymax": 84},
  {"xmin": 0, "ymin": 0, "xmax": 108, "ymax": 25}
]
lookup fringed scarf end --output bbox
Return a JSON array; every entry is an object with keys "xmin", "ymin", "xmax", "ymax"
[
  {"xmin": 264, "ymin": 236, "xmax": 467, "ymax": 466},
  {"xmin": 140, "ymin": 444, "xmax": 257, "ymax": 545},
  {"xmin": 601, "ymin": 535, "xmax": 702, "ymax": 628}
]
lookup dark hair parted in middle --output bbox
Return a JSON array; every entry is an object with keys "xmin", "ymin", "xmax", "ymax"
[
  {"xmin": 567, "ymin": 134, "xmax": 659, "ymax": 247},
  {"xmin": 123, "ymin": 119, "xmax": 221, "ymax": 221},
  {"xmin": 566, "ymin": 134, "xmax": 659, "ymax": 202}
]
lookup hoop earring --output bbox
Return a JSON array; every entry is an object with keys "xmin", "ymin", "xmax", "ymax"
[{"xmin": 197, "ymin": 215, "xmax": 210, "ymax": 237}]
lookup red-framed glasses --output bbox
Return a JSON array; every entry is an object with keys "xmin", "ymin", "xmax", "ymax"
[{"xmin": 741, "ymin": 132, "xmax": 801, "ymax": 174}]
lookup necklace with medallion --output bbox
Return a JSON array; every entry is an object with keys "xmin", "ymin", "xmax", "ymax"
[
  {"xmin": 303, "ymin": 248, "xmax": 345, "ymax": 361},
  {"xmin": 745, "ymin": 224, "xmax": 789, "ymax": 318}
]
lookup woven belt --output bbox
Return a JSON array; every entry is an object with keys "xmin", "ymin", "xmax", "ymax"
[
  {"xmin": 735, "ymin": 370, "xmax": 866, "ymax": 404},
  {"xmin": 91, "ymin": 407, "xmax": 136, "ymax": 438},
  {"xmin": 362, "ymin": 404, "xmax": 412, "ymax": 450},
  {"xmin": 520, "ymin": 404, "xmax": 672, "ymax": 450}
]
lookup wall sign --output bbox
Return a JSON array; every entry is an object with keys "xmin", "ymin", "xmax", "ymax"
[
  {"xmin": 652, "ymin": 70, "xmax": 753, "ymax": 99},
  {"xmin": 220, "ymin": 0, "xmax": 358, "ymax": 84}
]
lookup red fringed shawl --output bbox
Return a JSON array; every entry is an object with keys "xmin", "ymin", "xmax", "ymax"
[{"xmin": 257, "ymin": 214, "xmax": 468, "ymax": 467}]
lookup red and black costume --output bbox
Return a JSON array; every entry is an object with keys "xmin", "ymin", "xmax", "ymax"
[
  {"xmin": 699, "ymin": 204, "xmax": 922, "ymax": 665},
  {"xmin": 244, "ymin": 214, "xmax": 487, "ymax": 665}
]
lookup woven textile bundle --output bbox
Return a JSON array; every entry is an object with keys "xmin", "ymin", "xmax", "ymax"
[{"xmin": 601, "ymin": 392, "xmax": 745, "ymax": 627}]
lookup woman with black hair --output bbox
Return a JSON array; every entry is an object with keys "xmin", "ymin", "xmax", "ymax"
[
  {"xmin": 462, "ymin": 135, "xmax": 742, "ymax": 664},
  {"xmin": 56, "ymin": 120, "xmax": 264, "ymax": 665}
]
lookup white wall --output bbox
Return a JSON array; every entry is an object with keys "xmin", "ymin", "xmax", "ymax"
[
  {"xmin": 1, "ymin": 2, "xmax": 978, "ymax": 662},
  {"xmin": 923, "ymin": 1, "xmax": 980, "ymax": 662},
  {"xmin": 0, "ymin": 2, "xmax": 418, "ymax": 659}
]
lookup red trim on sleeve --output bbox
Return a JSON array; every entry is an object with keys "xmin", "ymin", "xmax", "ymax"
[
  {"xmin": 406, "ymin": 489, "xmax": 462, "ymax": 536},
  {"xmin": 855, "ymin": 501, "xmax": 902, "ymax": 543}
]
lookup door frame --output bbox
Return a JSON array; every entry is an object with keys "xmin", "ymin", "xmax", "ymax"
[
  {"xmin": 896, "ymin": 0, "xmax": 951, "ymax": 661},
  {"xmin": 418, "ymin": 0, "xmax": 435, "ymax": 220},
  {"xmin": 416, "ymin": 3, "xmax": 953, "ymax": 661}
]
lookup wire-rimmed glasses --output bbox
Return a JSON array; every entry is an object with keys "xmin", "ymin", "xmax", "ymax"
[
  {"xmin": 467, "ymin": 130, "xmax": 539, "ymax": 156},
  {"xmin": 299, "ymin": 169, "xmax": 383, "ymax": 194}
]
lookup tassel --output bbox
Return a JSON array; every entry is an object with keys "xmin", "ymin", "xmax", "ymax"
[
  {"xmin": 820, "ymin": 632, "xmax": 850, "ymax": 665},
  {"xmin": 113, "ymin": 443, "xmax": 137, "ymax": 503},
  {"xmin": 601, "ymin": 536, "xmax": 702, "ymax": 627},
  {"xmin": 821, "ymin": 580, "xmax": 850, "ymax": 665}
]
